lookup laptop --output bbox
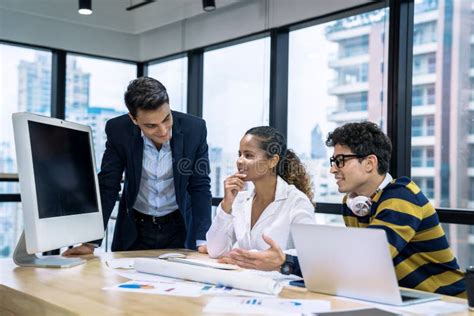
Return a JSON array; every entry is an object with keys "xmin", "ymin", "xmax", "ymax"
[{"xmin": 291, "ymin": 224, "xmax": 441, "ymax": 306}]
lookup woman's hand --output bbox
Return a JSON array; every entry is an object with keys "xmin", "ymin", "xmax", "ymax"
[{"xmin": 220, "ymin": 173, "xmax": 246, "ymax": 213}]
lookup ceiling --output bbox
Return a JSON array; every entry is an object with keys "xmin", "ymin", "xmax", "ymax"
[{"xmin": 0, "ymin": 0, "xmax": 243, "ymax": 35}]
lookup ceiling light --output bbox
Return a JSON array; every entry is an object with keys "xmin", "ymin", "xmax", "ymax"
[
  {"xmin": 203, "ymin": 0, "xmax": 216, "ymax": 12},
  {"xmin": 78, "ymin": 0, "xmax": 92, "ymax": 15}
]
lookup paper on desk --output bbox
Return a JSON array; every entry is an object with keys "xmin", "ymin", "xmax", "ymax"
[
  {"xmin": 203, "ymin": 297, "xmax": 331, "ymax": 315},
  {"xmin": 103, "ymin": 280, "xmax": 202, "ymax": 297},
  {"xmin": 105, "ymin": 258, "xmax": 135, "ymax": 269},
  {"xmin": 244, "ymin": 269, "xmax": 303, "ymax": 286},
  {"xmin": 107, "ymin": 266, "xmax": 273, "ymax": 297}
]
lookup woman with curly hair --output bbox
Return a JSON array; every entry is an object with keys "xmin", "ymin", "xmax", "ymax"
[{"xmin": 201, "ymin": 126, "xmax": 316, "ymax": 259}]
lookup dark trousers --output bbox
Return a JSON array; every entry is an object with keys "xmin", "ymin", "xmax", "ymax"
[{"xmin": 130, "ymin": 210, "xmax": 186, "ymax": 250}]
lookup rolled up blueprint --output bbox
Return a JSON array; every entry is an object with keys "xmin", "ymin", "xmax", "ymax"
[{"xmin": 134, "ymin": 258, "xmax": 282, "ymax": 295}]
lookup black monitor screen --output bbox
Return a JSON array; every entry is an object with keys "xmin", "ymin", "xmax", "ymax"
[{"xmin": 28, "ymin": 121, "xmax": 99, "ymax": 219}]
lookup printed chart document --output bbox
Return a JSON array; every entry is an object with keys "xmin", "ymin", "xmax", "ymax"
[
  {"xmin": 203, "ymin": 297, "xmax": 331, "ymax": 315},
  {"xmin": 103, "ymin": 280, "xmax": 202, "ymax": 297},
  {"xmin": 105, "ymin": 263, "xmax": 274, "ymax": 297}
]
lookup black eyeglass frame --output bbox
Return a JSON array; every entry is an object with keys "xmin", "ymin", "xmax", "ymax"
[{"xmin": 329, "ymin": 154, "xmax": 367, "ymax": 168}]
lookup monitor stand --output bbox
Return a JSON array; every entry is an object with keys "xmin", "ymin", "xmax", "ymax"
[{"xmin": 13, "ymin": 231, "xmax": 85, "ymax": 268}]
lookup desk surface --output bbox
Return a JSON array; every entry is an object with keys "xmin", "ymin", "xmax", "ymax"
[{"xmin": 0, "ymin": 250, "xmax": 469, "ymax": 315}]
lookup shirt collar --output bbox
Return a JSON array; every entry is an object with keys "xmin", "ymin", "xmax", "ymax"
[
  {"xmin": 141, "ymin": 131, "xmax": 172, "ymax": 151},
  {"xmin": 249, "ymin": 176, "xmax": 289, "ymax": 202}
]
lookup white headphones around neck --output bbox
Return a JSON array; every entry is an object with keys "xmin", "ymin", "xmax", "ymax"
[{"xmin": 346, "ymin": 173, "xmax": 393, "ymax": 217}]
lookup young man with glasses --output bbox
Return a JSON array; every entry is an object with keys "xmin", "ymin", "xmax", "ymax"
[{"xmin": 220, "ymin": 121, "xmax": 465, "ymax": 297}]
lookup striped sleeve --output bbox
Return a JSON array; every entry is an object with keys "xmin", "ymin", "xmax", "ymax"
[{"xmin": 368, "ymin": 197, "xmax": 423, "ymax": 258}]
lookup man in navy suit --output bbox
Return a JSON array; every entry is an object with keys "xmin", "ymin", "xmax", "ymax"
[{"xmin": 63, "ymin": 77, "xmax": 211, "ymax": 254}]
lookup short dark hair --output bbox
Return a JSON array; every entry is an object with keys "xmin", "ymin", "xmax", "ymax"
[
  {"xmin": 325, "ymin": 121, "xmax": 392, "ymax": 174},
  {"xmin": 124, "ymin": 77, "xmax": 169, "ymax": 117}
]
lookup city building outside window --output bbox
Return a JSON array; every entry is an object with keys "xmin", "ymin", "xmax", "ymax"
[
  {"xmin": 147, "ymin": 57, "xmax": 188, "ymax": 113},
  {"xmin": 0, "ymin": 44, "xmax": 52, "ymax": 258},
  {"xmin": 287, "ymin": 7, "xmax": 388, "ymax": 226},
  {"xmin": 411, "ymin": 0, "xmax": 474, "ymax": 268},
  {"xmin": 203, "ymin": 37, "xmax": 270, "ymax": 198},
  {"xmin": 65, "ymin": 54, "xmax": 136, "ymax": 168}
]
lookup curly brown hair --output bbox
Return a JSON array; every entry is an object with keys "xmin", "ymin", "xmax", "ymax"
[{"xmin": 245, "ymin": 126, "xmax": 314, "ymax": 203}]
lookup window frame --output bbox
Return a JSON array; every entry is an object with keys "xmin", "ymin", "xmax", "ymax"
[{"xmin": 2, "ymin": 0, "xmax": 474, "ymax": 227}]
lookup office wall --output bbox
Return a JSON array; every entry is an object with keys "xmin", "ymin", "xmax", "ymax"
[
  {"xmin": 0, "ymin": 0, "xmax": 371, "ymax": 62},
  {"xmin": 0, "ymin": 8, "xmax": 138, "ymax": 60},
  {"xmin": 139, "ymin": 0, "xmax": 372, "ymax": 60}
]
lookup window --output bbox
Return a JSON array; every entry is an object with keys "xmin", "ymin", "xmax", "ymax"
[
  {"xmin": 288, "ymin": 7, "xmax": 388, "ymax": 206},
  {"xmin": 411, "ymin": 148, "xmax": 423, "ymax": 167},
  {"xmin": 411, "ymin": 0, "xmax": 474, "ymax": 268},
  {"xmin": 426, "ymin": 116, "xmax": 435, "ymax": 136},
  {"xmin": 203, "ymin": 37, "xmax": 270, "ymax": 197},
  {"xmin": 413, "ymin": 22, "xmax": 437, "ymax": 45},
  {"xmin": 470, "ymin": 78, "xmax": 474, "ymax": 102},
  {"xmin": 343, "ymin": 92, "xmax": 368, "ymax": 112},
  {"xmin": 1, "ymin": 44, "xmax": 52, "ymax": 174},
  {"xmin": 469, "ymin": 144, "xmax": 474, "ymax": 167},
  {"xmin": 65, "ymin": 54, "xmax": 136, "ymax": 168},
  {"xmin": 426, "ymin": 147, "xmax": 434, "ymax": 167},
  {"xmin": 337, "ymin": 64, "xmax": 368, "ymax": 85},
  {"xmin": 412, "ymin": 117, "xmax": 423, "ymax": 136},
  {"xmin": 413, "ymin": 53, "xmax": 436, "ymax": 75},
  {"xmin": 147, "ymin": 57, "xmax": 188, "ymax": 113},
  {"xmin": 470, "ymin": 111, "xmax": 474, "ymax": 135},
  {"xmin": 412, "ymin": 84, "xmax": 435, "ymax": 106},
  {"xmin": 338, "ymin": 35, "xmax": 369, "ymax": 58},
  {"xmin": 470, "ymin": 178, "xmax": 474, "ymax": 201},
  {"xmin": 0, "ymin": 44, "xmax": 52, "ymax": 259},
  {"xmin": 425, "ymin": 178, "xmax": 434, "ymax": 199}
]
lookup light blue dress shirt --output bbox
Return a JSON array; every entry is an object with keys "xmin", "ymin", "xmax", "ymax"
[{"xmin": 133, "ymin": 135, "xmax": 179, "ymax": 217}]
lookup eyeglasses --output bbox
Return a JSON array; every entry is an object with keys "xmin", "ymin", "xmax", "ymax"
[{"xmin": 329, "ymin": 154, "xmax": 366, "ymax": 168}]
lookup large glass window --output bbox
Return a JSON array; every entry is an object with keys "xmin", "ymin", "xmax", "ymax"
[
  {"xmin": 65, "ymin": 54, "xmax": 136, "ymax": 167},
  {"xmin": 410, "ymin": 0, "xmax": 474, "ymax": 268},
  {"xmin": 287, "ymin": 7, "xmax": 389, "ymax": 208},
  {"xmin": 203, "ymin": 38, "xmax": 270, "ymax": 197},
  {"xmin": 0, "ymin": 44, "xmax": 52, "ymax": 258},
  {"xmin": 147, "ymin": 57, "xmax": 188, "ymax": 113},
  {"xmin": 1, "ymin": 44, "xmax": 52, "ymax": 174}
]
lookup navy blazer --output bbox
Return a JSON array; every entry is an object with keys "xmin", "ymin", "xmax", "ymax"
[{"xmin": 97, "ymin": 111, "xmax": 212, "ymax": 251}]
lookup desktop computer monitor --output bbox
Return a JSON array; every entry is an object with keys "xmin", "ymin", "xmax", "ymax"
[{"xmin": 12, "ymin": 112, "xmax": 104, "ymax": 268}]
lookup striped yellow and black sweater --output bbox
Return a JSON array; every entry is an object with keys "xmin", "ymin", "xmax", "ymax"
[{"xmin": 342, "ymin": 176, "xmax": 466, "ymax": 297}]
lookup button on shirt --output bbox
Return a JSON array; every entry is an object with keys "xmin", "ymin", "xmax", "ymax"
[{"xmin": 133, "ymin": 135, "xmax": 179, "ymax": 217}]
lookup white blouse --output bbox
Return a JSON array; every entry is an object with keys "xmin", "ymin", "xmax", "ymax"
[{"xmin": 206, "ymin": 176, "xmax": 316, "ymax": 258}]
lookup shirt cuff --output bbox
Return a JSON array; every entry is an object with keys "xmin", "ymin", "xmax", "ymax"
[
  {"xmin": 196, "ymin": 240, "xmax": 207, "ymax": 247},
  {"xmin": 216, "ymin": 203, "xmax": 234, "ymax": 219}
]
